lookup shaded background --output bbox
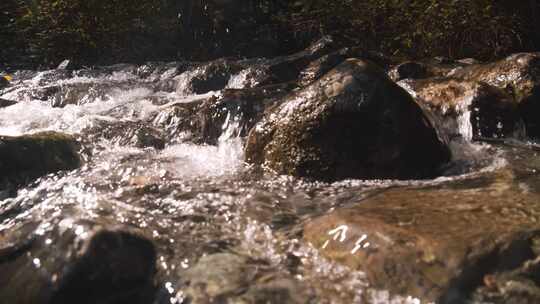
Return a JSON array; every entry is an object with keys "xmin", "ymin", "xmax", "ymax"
[{"xmin": 1, "ymin": 0, "xmax": 539, "ymax": 69}]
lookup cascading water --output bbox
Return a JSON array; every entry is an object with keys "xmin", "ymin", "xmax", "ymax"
[{"xmin": 1, "ymin": 59, "xmax": 540, "ymax": 304}]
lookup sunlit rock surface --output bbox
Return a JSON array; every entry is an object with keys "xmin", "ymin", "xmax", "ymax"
[
  {"xmin": 448, "ymin": 53, "xmax": 540, "ymax": 138},
  {"xmin": 246, "ymin": 58, "xmax": 451, "ymax": 181},
  {"xmin": 305, "ymin": 167, "xmax": 540, "ymax": 303},
  {"xmin": 399, "ymin": 78, "xmax": 522, "ymax": 140},
  {"xmin": 179, "ymin": 253, "xmax": 312, "ymax": 303}
]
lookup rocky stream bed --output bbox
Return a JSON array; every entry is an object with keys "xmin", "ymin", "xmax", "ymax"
[{"xmin": 2, "ymin": 37, "xmax": 540, "ymax": 303}]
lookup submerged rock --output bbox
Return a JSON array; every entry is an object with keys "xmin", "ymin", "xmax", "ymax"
[
  {"xmin": 0, "ymin": 220, "xmax": 156, "ymax": 304},
  {"xmin": 245, "ymin": 58, "xmax": 451, "ymax": 181},
  {"xmin": 258, "ymin": 35, "xmax": 338, "ymax": 86},
  {"xmin": 180, "ymin": 253, "xmax": 312, "ymax": 304},
  {"xmin": 304, "ymin": 169, "xmax": 540, "ymax": 303},
  {"xmin": 0, "ymin": 132, "xmax": 81, "ymax": 189},
  {"xmin": 399, "ymin": 78, "xmax": 522, "ymax": 140}
]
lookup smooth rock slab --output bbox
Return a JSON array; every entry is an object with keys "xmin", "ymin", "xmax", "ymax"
[{"xmin": 304, "ymin": 169, "xmax": 540, "ymax": 303}]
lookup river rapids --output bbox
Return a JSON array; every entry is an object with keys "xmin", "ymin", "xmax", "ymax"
[{"xmin": 1, "ymin": 60, "xmax": 540, "ymax": 304}]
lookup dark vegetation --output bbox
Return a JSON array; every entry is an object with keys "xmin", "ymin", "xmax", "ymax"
[{"xmin": 1, "ymin": 0, "xmax": 540, "ymax": 69}]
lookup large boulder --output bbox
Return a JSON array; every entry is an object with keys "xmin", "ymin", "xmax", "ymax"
[
  {"xmin": 245, "ymin": 59, "xmax": 451, "ymax": 181},
  {"xmin": 399, "ymin": 78, "xmax": 522, "ymax": 140},
  {"xmin": 304, "ymin": 169, "xmax": 540, "ymax": 303},
  {"xmin": 0, "ymin": 132, "xmax": 81, "ymax": 189},
  {"xmin": 0, "ymin": 220, "xmax": 157, "ymax": 304}
]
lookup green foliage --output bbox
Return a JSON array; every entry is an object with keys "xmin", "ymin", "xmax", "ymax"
[
  {"xmin": 1, "ymin": 0, "xmax": 539, "ymax": 67},
  {"xmin": 287, "ymin": 0, "xmax": 529, "ymax": 59},
  {"xmin": 14, "ymin": 0, "xmax": 168, "ymax": 65}
]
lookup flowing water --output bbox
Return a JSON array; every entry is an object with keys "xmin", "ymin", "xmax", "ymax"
[{"xmin": 1, "ymin": 62, "xmax": 539, "ymax": 303}]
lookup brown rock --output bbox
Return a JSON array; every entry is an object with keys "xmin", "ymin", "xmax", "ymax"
[
  {"xmin": 399, "ymin": 78, "xmax": 521, "ymax": 140},
  {"xmin": 245, "ymin": 58, "xmax": 450, "ymax": 181},
  {"xmin": 304, "ymin": 169, "xmax": 540, "ymax": 303}
]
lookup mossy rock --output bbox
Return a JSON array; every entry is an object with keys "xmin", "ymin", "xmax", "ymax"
[{"xmin": 0, "ymin": 132, "xmax": 81, "ymax": 188}]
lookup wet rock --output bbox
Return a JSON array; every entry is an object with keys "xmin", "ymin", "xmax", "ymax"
[
  {"xmin": 71, "ymin": 63, "xmax": 138, "ymax": 79},
  {"xmin": 135, "ymin": 61, "xmax": 185, "ymax": 82},
  {"xmin": 0, "ymin": 98, "xmax": 16, "ymax": 108},
  {"xmin": 399, "ymin": 78, "xmax": 522, "ymax": 140},
  {"xmin": 154, "ymin": 83, "xmax": 294, "ymax": 144},
  {"xmin": 88, "ymin": 120, "xmax": 166, "ymax": 149},
  {"xmin": 151, "ymin": 99, "xmax": 205, "ymax": 144},
  {"xmin": 176, "ymin": 59, "xmax": 243, "ymax": 95},
  {"xmin": 129, "ymin": 127, "xmax": 166, "ymax": 149},
  {"xmin": 0, "ymin": 132, "xmax": 81, "ymax": 188},
  {"xmin": 35, "ymin": 70, "xmax": 74, "ymax": 86},
  {"xmin": 450, "ymin": 53, "xmax": 540, "ymax": 138},
  {"xmin": 49, "ymin": 83, "xmax": 108, "ymax": 108},
  {"xmin": 304, "ymin": 169, "xmax": 540, "ymax": 303},
  {"xmin": 180, "ymin": 253, "xmax": 311, "ymax": 304},
  {"xmin": 387, "ymin": 59, "xmax": 472, "ymax": 82},
  {"xmin": 0, "ymin": 220, "xmax": 156, "ymax": 304},
  {"xmin": 56, "ymin": 59, "xmax": 82, "ymax": 70},
  {"xmin": 472, "ymin": 253, "xmax": 540, "ymax": 304},
  {"xmin": 456, "ymin": 58, "xmax": 481, "ymax": 65},
  {"xmin": 388, "ymin": 61, "xmax": 431, "ymax": 81},
  {"xmin": 258, "ymin": 35, "xmax": 338, "ymax": 86},
  {"xmin": 245, "ymin": 59, "xmax": 451, "ymax": 181},
  {"xmin": 299, "ymin": 47, "xmax": 393, "ymax": 87}
]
